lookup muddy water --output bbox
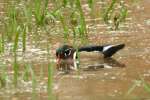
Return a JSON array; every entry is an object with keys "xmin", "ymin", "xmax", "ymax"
[
  {"xmin": 53, "ymin": 1, "xmax": 150, "ymax": 100},
  {"xmin": 0, "ymin": 0, "xmax": 150, "ymax": 100}
]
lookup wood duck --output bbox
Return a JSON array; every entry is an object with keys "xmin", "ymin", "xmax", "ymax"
[{"xmin": 56, "ymin": 44, "xmax": 125, "ymax": 70}]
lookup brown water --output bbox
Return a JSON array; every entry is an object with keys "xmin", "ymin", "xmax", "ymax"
[{"xmin": 0, "ymin": 0, "xmax": 150, "ymax": 100}]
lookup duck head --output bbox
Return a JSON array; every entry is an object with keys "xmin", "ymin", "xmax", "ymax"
[{"xmin": 56, "ymin": 45, "xmax": 76, "ymax": 69}]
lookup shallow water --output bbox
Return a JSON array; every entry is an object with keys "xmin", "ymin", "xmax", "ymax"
[{"xmin": 0, "ymin": 0, "xmax": 150, "ymax": 100}]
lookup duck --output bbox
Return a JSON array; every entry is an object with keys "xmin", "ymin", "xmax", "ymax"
[{"xmin": 56, "ymin": 44, "xmax": 125, "ymax": 70}]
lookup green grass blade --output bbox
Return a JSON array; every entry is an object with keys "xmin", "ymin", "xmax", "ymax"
[
  {"xmin": 23, "ymin": 64, "xmax": 30, "ymax": 81},
  {"xmin": 76, "ymin": 0, "xmax": 87, "ymax": 36},
  {"xmin": 126, "ymin": 80, "xmax": 141, "ymax": 96},
  {"xmin": 88, "ymin": 0, "xmax": 93, "ymax": 9},
  {"xmin": 13, "ymin": 54, "xmax": 19, "ymax": 87},
  {"xmin": 103, "ymin": 0, "xmax": 117, "ymax": 23},
  {"xmin": 58, "ymin": 12, "xmax": 69, "ymax": 41},
  {"xmin": 47, "ymin": 62, "xmax": 53, "ymax": 99},
  {"xmin": 140, "ymin": 77, "xmax": 150, "ymax": 93},
  {"xmin": 120, "ymin": 4, "xmax": 128, "ymax": 22},
  {"xmin": 0, "ymin": 33, "xmax": 5, "ymax": 53},
  {"xmin": 0, "ymin": 64, "xmax": 7, "ymax": 88},
  {"xmin": 27, "ymin": 64, "xmax": 37, "ymax": 99},
  {"xmin": 22, "ymin": 24, "xmax": 27, "ymax": 52},
  {"xmin": 143, "ymin": 82, "xmax": 150, "ymax": 93},
  {"xmin": 47, "ymin": 44, "xmax": 53, "ymax": 99},
  {"xmin": 34, "ymin": 0, "xmax": 49, "ymax": 25},
  {"xmin": 13, "ymin": 26, "xmax": 20, "ymax": 53},
  {"xmin": 23, "ymin": 3, "xmax": 33, "ymax": 27}
]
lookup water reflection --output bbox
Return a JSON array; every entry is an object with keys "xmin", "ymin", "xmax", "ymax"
[
  {"xmin": 56, "ymin": 58, "xmax": 125, "ymax": 72},
  {"xmin": 82, "ymin": 58, "xmax": 125, "ymax": 71}
]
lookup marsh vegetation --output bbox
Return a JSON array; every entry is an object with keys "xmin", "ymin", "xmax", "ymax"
[{"xmin": 0, "ymin": 0, "xmax": 150, "ymax": 100}]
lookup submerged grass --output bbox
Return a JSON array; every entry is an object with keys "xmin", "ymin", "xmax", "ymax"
[
  {"xmin": 22, "ymin": 63, "xmax": 38, "ymax": 99},
  {"xmin": 119, "ymin": 1, "xmax": 128, "ymax": 22},
  {"xmin": 30, "ymin": 64, "xmax": 37, "ymax": 100},
  {"xmin": 103, "ymin": 0, "xmax": 128, "ymax": 30},
  {"xmin": 103, "ymin": 0, "xmax": 117, "ymax": 24},
  {"xmin": 127, "ymin": 77, "xmax": 150, "ymax": 96},
  {"xmin": 0, "ymin": 64, "xmax": 7, "ymax": 88},
  {"xmin": 0, "ymin": 34, "xmax": 4, "ymax": 53},
  {"xmin": 23, "ymin": 64, "xmax": 38, "ymax": 99},
  {"xmin": 113, "ymin": 1, "xmax": 128, "ymax": 30},
  {"xmin": 34, "ymin": 0, "xmax": 49, "ymax": 26},
  {"xmin": 23, "ymin": 1, "xmax": 33, "ymax": 27},
  {"xmin": 47, "ymin": 59, "xmax": 53, "ymax": 99},
  {"xmin": 5, "ymin": 1, "xmax": 27, "ymax": 52},
  {"xmin": 47, "ymin": 43, "xmax": 54, "ymax": 99},
  {"xmin": 13, "ymin": 53, "xmax": 19, "ymax": 87},
  {"xmin": 87, "ymin": 0, "xmax": 98, "ymax": 18},
  {"xmin": 88, "ymin": 0, "xmax": 94, "ymax": 9},
  {"xmin": 22, "ymin": 24, "xmax": 28, "ymax": 52},
  {"xmin": 51, "ymin": 0, "xmax": 88, "ymax": 39},
  {"xmin": 0, "ymin": 76, "xmax": 6, "ymax": 88},
  {"xmin": 13, "ymin": 27, "xmax": 20, "ymax": 53},
  {"xmin": 76, "ymin": 0, "xmax": 87, "ymax": 36},
  {"xmin": 5, "ymin": 4, "xmax": 18, "ymax": 41},
  {"xmin": 58, "ymin": 11, "xmax": 69, "ymax": 41},
  {"xmin": 23, "ymin": 64, "xmax": 30, "ymax": 81}
]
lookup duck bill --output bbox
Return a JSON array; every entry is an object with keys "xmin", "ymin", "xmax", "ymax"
[
  {"xmin": 56, "ymin": 55, "xmax": 61, "ymax": 65},
  {"xmin": 56, "ymin": 58, "xmax": 60, "ymax": 64}
]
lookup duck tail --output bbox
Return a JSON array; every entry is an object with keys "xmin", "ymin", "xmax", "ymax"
[{"xmin": 78, "ymin": 44, "xmax": 125, "ymax": 58}]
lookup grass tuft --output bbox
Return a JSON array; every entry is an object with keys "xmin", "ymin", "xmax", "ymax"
[
  {"xmin": 127, "ymin": 77, "xmax": 150, "ymax": 96},
  {"xmin": 103, "ymin": 0, "xmax": 128, "ymax": 30},
  {"xmin": 103, "ymin": 0, "xmax": 117, "ymax": 24},
  {"xmin": 47, "ymin": 43, "xmax": 54, "ymax": 99},
  {"xmin": 76, "ymin": 0, "xmax": 87, "ymax": 36},
  {"xmin": 34, "ymin": 0, "xmax": 49, "ymax": 26},
  {"xmin": 13, "ymin": 53, "xmax": 19, "ymax": 87},
  {"xmin": 0, "ymin": 33, "xmax": 5, "ymax": 53}
]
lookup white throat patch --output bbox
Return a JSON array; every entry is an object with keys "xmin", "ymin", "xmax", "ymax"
[{"xmin": 73, "ymin": 52, "xmax": 77, "ymax": 60}]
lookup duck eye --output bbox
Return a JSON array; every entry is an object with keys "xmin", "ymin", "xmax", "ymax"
[{"xmin": 64, "ymin": 49, "xmax": 71, "ymax": 57}]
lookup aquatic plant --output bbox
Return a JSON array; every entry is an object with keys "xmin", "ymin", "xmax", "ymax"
[
  {"xmin": 102, "ymin": 0, "xmax": 128, "ymax": 30},
  {"xmin": 22, "ymin": 63, "xmax": 38, "ymax": 99},
  {"xmin": 23, "ymin": 64, "xmax": 30, "ymax": 81},
  {"xmin": 47, "ymin": 43, "xmax": 54, "ymax": 99},
  {"xmin": 119, "ymin": 1, "xmax": 128, "ymax": 23},
  {"xmin": 58, "ymin": 11, "xmax": 69, "ymax": 41},
  {"xmin": 34, "ymin": 0, "xmax": 49, "ymax": 26},
  {"xmin": 103, "ymin": 0, "xmax": 117, "ymax": 24},
  {"xmin": 76, "ymin": 0, "xmax": 87, "ymax": 36},
  {"xmin": 5, "ymin": 4, "xmax": 18, "ymax": 41},
  {"xmin": 23, "ymin": 1, "xmax": 33, "ymax": 29},
  {"xmin": 0, "ymin": 33, "xmax": 4, "ymax": 53},
  {"xmin": 13, "ymin": 27, "xmax": 20, "ymax": 53},
  {"xmin": 51, "ymin": 0, "xmax": 88, "ymax": 38},
  {"xmin": 88, "ymin": 0, "xmax": 94, "ymax": 9},
  {"xmin": 0, "ymin": 64, "xmax": 7, "ymax": 88},
  {"xmin": 0, "ymin": 76, "xmax": 6, "ymax": 88},
  {"xmin": 30, "ymin": 64, "xmax": 37, "ymax": 100},
  {"xmin": 88, "ymin": 0, "xmax": 97, "ymax": 18},
  {"xmin": 2, "ymin": 1, "xmax": 28, "ymax": 54},
  {"xmin": 127, "ymin": 77, "xmax": 150, "ymax": 96},
  {"xmin": 13, "ymin": 54, "xmax": 19, "ymax": 87},
  {"xmin": 0, "ymin": 0, "xmax": 131, "ymax": 99},
  {"xmin": 113, "ymin": 1, "xmax": 128, "ymax": 30},
  {"xmin": 22, "ymin": 24, "xmax": 27, "ymax": 52}
]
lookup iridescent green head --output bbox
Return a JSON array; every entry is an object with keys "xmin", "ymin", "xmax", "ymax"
[{"xmin": 56, "ymin": 45, "xmax": 75, "ymax": 59}]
